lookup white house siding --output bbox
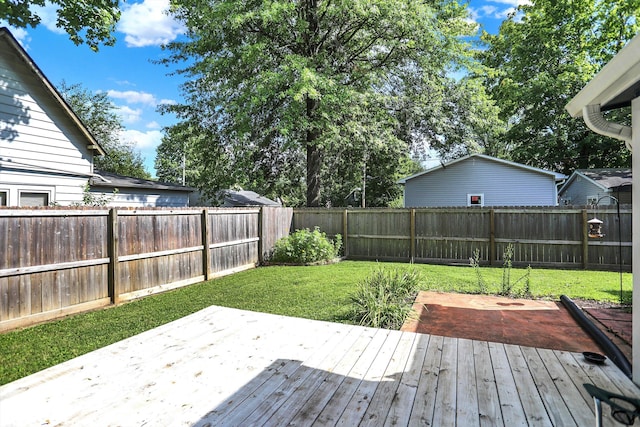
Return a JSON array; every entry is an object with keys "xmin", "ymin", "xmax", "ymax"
[
  {"xmin": 0, "ymin": 34, "xmax": 94, "ymax": 206},
  {"xmin": 0, "ymin": 169, "xmax": 88, "ymax": 206},
  {"xmin": 403, "ymin": 156, "xmax": 558, "ymax": 207},
  {"xmin": 90, "ymin": 188, "xmax": 191, "ymax": 208}
]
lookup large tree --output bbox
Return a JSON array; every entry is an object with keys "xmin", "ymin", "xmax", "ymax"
[
  {"xmin": 160, "ymin": 0, "xmax": 488, "ymax": 206},
  {"xmin": 480, "ymin": 0, "xmax": 639, "ymax": 174},
  {"xmin": 1, "ymin": 0, "xmax": 120, "ymax": 50},
  {"xmin": 59, "ymin": 81, "xmax": 151, "ymax": 179}
]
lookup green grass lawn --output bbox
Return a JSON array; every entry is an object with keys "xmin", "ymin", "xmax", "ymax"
[{"xmin": 0, "ymin": 260, "xmax": 632, "ymax": 385}]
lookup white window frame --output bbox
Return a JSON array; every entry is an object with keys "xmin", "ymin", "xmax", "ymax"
[
  {"xmin": 467, "ymin": 193, "xmax": 484, "ymax": 207},
  {"xmin": 18, "ymin": 187, "xmax": 54, "ymax": 207},
  {"xmin": 0, "ymin": 189, "xmax": 7, "ymax": 206},
  {"xmin": 587, "ymin": 195, "xmax": 598, "ymax": 206}
]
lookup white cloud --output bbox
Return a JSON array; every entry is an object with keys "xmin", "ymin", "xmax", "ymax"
[
  {"xmin": 120, "ymin": 129, "xmax": 163, "ymax": 150},
  {"xmin": 116, "ymin": 105, "xmax": 143, "ymax": 124},
  {"xmin": 1, "ymin": 25, "xmax": 31, "ymax": 46},
  {"xmin": 487, "ymin": 0, "xmax": 531, "ymax": 5},
  {"xmin": 470, "ymin": 0, "xmax": 531, "ymax": 20},
  {"xmin": 28, "ymin": 3, "xmax": 65, "ymax": 34},
  {"xmin": 117, "ymin": 0, "xmax": 185, "ymax": 47},
  {"xmin": 108, "ymin": 90, "xmax": 158, "ymax": 106},
  {"xmin": 146, "ymin": 121, "xmax": 161, "ymax": 129}
]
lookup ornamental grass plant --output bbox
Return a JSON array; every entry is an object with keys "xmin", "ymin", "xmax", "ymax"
[{"xmin": 350, "ymin": 266, "xmax": 421, "ymax": 329}]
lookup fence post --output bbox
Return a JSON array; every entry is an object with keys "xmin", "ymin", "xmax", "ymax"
[
  {"xmin": 489, "ymin": 209, "xmax": 496, "ymax": 265},
  {"xmin": 107, "ymin": 208, "xmax": 120, "ymax": 305},
  {"xmin": 258, "ymin": 207, "xmax": 264, "ymax": 264},
  {"xmin": 582, "ymin": 209, "xmax": 589, "ymax": 269},
  {"xmin": 201, "ymin": 208, "xmax": 210, "ymax": 280},
  {"xmin": 410, "ymin": 209, "xmax": 416, "ymax": 262},
  {"xmin": 343, "ymin": 209, "xmax": 349, "ymax": 258}
]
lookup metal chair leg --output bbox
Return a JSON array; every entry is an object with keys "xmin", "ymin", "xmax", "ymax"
[{"xmin": 593, "ymin": 396, "xmax": 603, "ymax": 427}]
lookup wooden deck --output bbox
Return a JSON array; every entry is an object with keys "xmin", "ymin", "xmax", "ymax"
[{"xmin": 1, "ymin": 305, "xmax": 638, "ymax": 426}]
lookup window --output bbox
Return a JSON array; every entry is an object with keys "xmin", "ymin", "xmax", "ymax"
[
  {"xmin": 467, "ymin": 193, "xmax": 484, "ymax": 207},
  {"xmin": 0, "ymin": 191, "xmax": 6, "ymax": 206},
  {"xmin": 587, "ymin": 195, "xmax": 598, "ymax": 206},
  {"xmin": 19, "ymin": 191, "xmax": 49, "ymax": 207}
]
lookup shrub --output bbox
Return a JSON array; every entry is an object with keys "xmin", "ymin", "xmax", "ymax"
[
  {"xmin": 350, "ymin": 267, "xmax": 421, "ymax": 329},
  {"xmin": 270, "ymin": 227, "xmax": 342, "ymax": 265}
]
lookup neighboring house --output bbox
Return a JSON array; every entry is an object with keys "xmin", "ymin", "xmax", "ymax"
[
  {"xmin": 558, "ymin": 169, "xmax": 632, "ymax": 206},
  {"xmin": 398, "ymin": 153, "xmax": 566, "ymax": 208},
  {"xmin": 221, "ymin": 190, "xmax": 282, "ymax": 207},
  {"xmin": 0, "ymin": 27, "xmax": 190, "ymax": 208},
  {"xmin": 89, "ymin": 170, "xmax": 195, "ymax": 208},
  {"xmin": 0, "ymin": 27, "xmax": 105, "ymax": 207}
]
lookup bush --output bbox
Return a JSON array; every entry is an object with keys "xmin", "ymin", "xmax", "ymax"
[
  {"xmin": 270, "ymin": 227, "xmax": 342, "ymax": 265},
  {"xmin": 350, "ymin": 267, "xmax": 421, "ymax": 329}
]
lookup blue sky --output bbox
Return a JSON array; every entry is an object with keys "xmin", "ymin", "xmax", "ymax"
[{"xmin": 2, "ymin": 0, "xmax": 529, "ymax": 178}]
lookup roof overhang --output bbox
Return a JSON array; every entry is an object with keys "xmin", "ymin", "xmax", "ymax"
[{"xmin": 566, "ymin": 33, "xmax": 640, "ymax": 117}]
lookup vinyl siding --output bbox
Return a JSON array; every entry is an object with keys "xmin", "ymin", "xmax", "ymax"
[
  {"xmin": 558, "ymin": 176, "xmax": 629, "ymax": 206},
  {"xmin": 0, "ymin": 169, "xmax": 86, "ymax": 205},
  {"xmin": 403, "ymin": 156, "xmax": 558, "ymax": 207},
  {"xmin": 90, "ymin": 188, "xmax": 190, "ymax": 208},
  {"xmin": 0, "ymin": 35, "xmax": 94, "ymax": 206},
  {"xmin": 0, "ymin": 52, "xmax": 93, "ymax": 173}
]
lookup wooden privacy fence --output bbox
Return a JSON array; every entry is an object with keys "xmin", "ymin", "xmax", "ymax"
[
  {"xmin": 0, "ymin": 206, "xmax": 292, "ymax": 331},
  {"xmin": 293, "ymin": 207, "xmax": 632, "ymax": 271}
]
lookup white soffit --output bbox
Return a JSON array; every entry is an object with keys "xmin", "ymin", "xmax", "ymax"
[{"xmin": 566, "ymin": 33, "xmax": 640, "ymax": 118}]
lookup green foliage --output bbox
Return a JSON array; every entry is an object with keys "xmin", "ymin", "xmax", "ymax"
[
  {"xmin": 470, "ymin": 244, "xmax": 532, "ymax": 297},
  {"xmin": 0, "ymin": 0, "xmax": 120, "ymax": 51},
  {"xmin": 469, "ymin": 248, "xmax": 488, "ymax": 294},
  {"xmin": 159, "ymin": 0, "xmax": 492, "ymax": 206},
  {"xmin": 59, "ymin": 81, "xmax": 151, "ymax": 179},
  {"xmin": 480, "ymin": 0, "xmax": 638, "ymax": 174},
  {"xmin": 270, "ymin": 228, "xmax": 342, "ymax": 264},
  {"xmin": 71, "ymin": 184, "xmax": 118, "ymax": 207},
  {"xmin": 350, "ymin": 267, "xmax": 421, "ymax": 329}
]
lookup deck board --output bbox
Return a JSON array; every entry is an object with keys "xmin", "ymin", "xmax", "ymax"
[{"xmin": 1, "ymin": 304, "xmax": 638, "ymax": 426}]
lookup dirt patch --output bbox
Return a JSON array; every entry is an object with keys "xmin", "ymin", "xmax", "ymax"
[{"xmin": 402, "ymin": 291, "xmax": 607, "ymax": 354}]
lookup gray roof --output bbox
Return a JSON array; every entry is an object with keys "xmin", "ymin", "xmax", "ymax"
[
  {"xmin": 397, "ymin": 153, "xmax": 566, "ymax": 184},
  {"xmin": 566, "ymin": 168, "xmax": 632, "ymax": 191},
  {"xmin": 90, "ymin": 170, "xmax": 196, "ymax": 192},
  {"xmin": 222, "ymin": 190, "xmax": 281, "ymax": 207}
]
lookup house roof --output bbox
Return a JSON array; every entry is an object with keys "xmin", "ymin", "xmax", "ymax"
[
  {"xmin": 566, "ymin": 33, "xmax": 640, "ymax": 116},
  {"xmin": 559, "ymin": 168, "xmax": 632, "ymax": 194},
  {"xmin": 90, "ymin": 170, "xmax": 196, "ymax": 192},
  {"xmin": 397, "ymin": 153, "xmax": 566, "ymax": 184},
  {"xmin": 0, "ymin": 27, "xmax": 106, "ymax": 156},
  {"xmin": 222, "ymin": 190, "xmax": 281, "ymax": 207}
]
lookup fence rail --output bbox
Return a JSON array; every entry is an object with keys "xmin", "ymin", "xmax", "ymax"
[
  {"xmin": 0, "ymin": 206, "xmax": 292, "ymax": 331},
  {"xmin": 293, "ymin": 207, "xmax": 632, "ymax": 270}
]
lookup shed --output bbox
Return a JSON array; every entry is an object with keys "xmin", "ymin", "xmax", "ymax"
[
  {"xmin": 89, "ymin": 170, "xmax": 195, "ymax": 207},
  {"xmin": 565, "ymin": 32, "xmax": 640, "ymax": 385},
  {"xmin": 558, "ymin": 169, "xmax": 632, "ymax": 206},
  {"xmin": 0, "ymin": 27, "xmax": 105, "ymax": 206},
  {"xmin": 398, "ymin": 154, "xmax": 566, "ymax": 208}
]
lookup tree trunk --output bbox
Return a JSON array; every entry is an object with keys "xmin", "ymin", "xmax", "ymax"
[
  {"xmin": 304, "ymin": 0, "xmax": 322, "ymax": 207},
  {"xmin": 306, "ymin": 143, "xmax": 322, "ymax": 207}
]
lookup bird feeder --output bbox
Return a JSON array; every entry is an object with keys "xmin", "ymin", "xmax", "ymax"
[{"xmin": 588, "ymin": 217, "xmax": 604, "ymax": 238}]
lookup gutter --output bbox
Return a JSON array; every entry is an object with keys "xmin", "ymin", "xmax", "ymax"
[{"xmin": 582, "ymin": 105, "xmax": 633, "ymax": 151}]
